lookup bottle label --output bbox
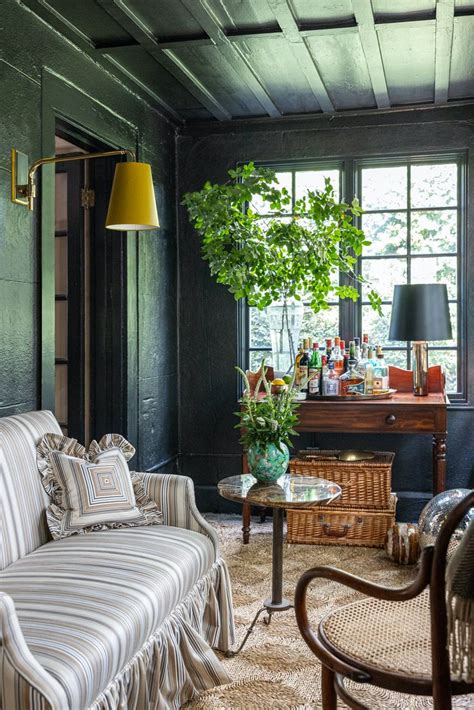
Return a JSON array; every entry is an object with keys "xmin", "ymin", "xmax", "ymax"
[
  {"xmin": 373, "ymin": 375, "xmax": 389, "ymax": 390},
  {"xmin": 323, "ymin": 378, "xmax": 339, "ymax": 396},
  {"xmin": 308, "ymin": 370, "xmax": 321, "ymax": 395},
  {"xmin": 298, "ymin": 366, "xmax": 308, "ymax": 382},
  {"xmin": 346, "ymin": 382, "xmax": 365, "ymax": 394}
]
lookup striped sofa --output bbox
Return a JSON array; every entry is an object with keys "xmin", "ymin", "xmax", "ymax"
[{"xmin": 0, "ymin": 411, "xmax": 235, "ymax": 709}]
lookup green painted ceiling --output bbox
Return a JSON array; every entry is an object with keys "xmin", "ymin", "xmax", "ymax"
[{"xmin": 21, "ymin": 0, "xmax": 474, "ymax": 124}]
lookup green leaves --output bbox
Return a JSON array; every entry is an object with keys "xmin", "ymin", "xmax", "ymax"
[
  {"xmin": 234, "ymin": 362, "xmax": 301, "ymax": 449},
  {"xmin": 182, "ymin": 162, "xmax": 381, "ymax": 315}
]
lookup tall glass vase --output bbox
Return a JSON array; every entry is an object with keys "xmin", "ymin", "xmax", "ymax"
[{"xmin": 265, "ymin": 300, "xmax": 304, "ymax": 376}]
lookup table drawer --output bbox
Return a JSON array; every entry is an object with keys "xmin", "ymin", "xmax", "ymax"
[{"xmin": 297, "ymin": 404, "xmax": 443, "ymax": 433}]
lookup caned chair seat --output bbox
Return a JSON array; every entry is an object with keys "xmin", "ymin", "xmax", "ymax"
[{"xmin": 320, "ymin": 589, "xmax": 433, "ymax": 679}]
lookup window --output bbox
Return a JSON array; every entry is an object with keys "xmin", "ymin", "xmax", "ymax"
[
  {"xmin": 243, "ymin": 156, "xmax": 466, "ymax": 399},
  {"xmin": 246, "ymin": 164, "xmax": 342, "ymax": 372},
  {"xmin": 359, "ymin": 160, "xmax": 462, "ymax": 393}
]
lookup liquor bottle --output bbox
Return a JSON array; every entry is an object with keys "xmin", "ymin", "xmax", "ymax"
[
  {"xmin": 361, "ymin": 333, "xmax": 369, "ymax": 360},
  {"xmin": 339, "ymin": 359, "xmax": 365, "ymax": 395},
  {"xmin": 308, "ymin": 342, "xmax": 322, "ymax": 398},
  {"xmin": 343, "ymin": 353, "xmax": 350, "ymax": 373},
  {"xmin": 353, "ymin": 337, "xmax": 361, "ymax": 362},
  {"xmin": 373, "ymin": 348, "xmax": 389, "ymax": 390},
  {"xmin": 298, "ymin": 340, "xmax": 310, "ymax": 390},
  {"xmin": 295, "ymin": 344, "xmax": 304, "ymax": 386},
  {"xmin": 322, "ymin": 360, "xmax": 340, "ymax": 396},
  {"xmin": 349, "ymin": 340, "xmax": 356, "ymax": 361},
  {"xmin": 331, "ymin": 336, "xmax": 344, "ymax": 373},
  {"xmin": 365, "ymin": 363, "xmax": 374, "ymax": 395},
  {"xmin": 325, "ymin": 338, "xmax": 333, "ymax": 361}
]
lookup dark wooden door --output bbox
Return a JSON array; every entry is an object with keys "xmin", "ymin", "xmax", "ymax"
[
  {"xmin": 54, "ymin": 154, "xmax": 129, "ymax": 443},
  {"xmin": 89, "ymin": 155, "xmax": 129, "ymax": 439},
  {"xmin": 54, "ymin": 160, "xmax": 86, "ymax": 441}
]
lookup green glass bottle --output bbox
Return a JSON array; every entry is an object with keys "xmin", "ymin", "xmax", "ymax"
[{"xmin": 308, "ymin": 342, "xmax": 322, "ymax": 398}]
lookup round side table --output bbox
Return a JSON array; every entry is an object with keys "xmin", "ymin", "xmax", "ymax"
[{"xmin": 218, "ymin": 473, "xmax": 341, "ymax": 656}]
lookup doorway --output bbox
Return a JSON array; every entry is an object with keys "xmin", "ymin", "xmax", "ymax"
[{"xmin": 53, "ymin": 125, "xmax": 129, "ymax": 444}]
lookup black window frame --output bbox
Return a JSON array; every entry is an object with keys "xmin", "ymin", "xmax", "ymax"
[{"xmin": 239, "ymin": 152, "xmax": 468, "ymax": 403}]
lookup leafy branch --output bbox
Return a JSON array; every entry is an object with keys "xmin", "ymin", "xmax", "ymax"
[{"xmin": 182, "ymin": 162, "xmax": 382, "ymax": 315}]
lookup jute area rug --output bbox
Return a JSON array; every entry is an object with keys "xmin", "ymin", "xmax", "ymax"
[{"xmin": 185, "ymin": 515, "xmax": 473, "ymax": 710}]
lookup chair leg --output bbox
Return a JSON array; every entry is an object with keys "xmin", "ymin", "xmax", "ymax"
[{"xmin": 321, "ymin": 665, "xmax": 337, "ymax": 709}]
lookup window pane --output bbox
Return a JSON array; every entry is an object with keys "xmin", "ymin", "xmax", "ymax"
[
  {"xmin": 249, "ymin": 171, "xmax": 292, "ymax": 215},
  {"xmin": 362, "ymin": 304, "xmax": 404, "ymax": 347},
  {"xmin": 249, "ymin": 307, "xmax": 271, "ymax": 348},
  {"xmin": 410, "ymin": 256, "xmax": 457, "ymax": 299},
  {"xmin": 361, "ymin": 166, "xmax": 407, "ymax": 210},
  {"xmin": 431, "ymin": 303, "xmax": 457, "ymax": 346},
  {"xmin": 249, "ymin": 350, "xmax": 272, "ymax": 371},
  {"xmin": 429, "ymin": 350, "xmax": 458, "ymax": 392},
  {"xmin": 295, "ymin": 169, "xmax": 340, "ymax": 201},
  {"xmin": 411, "ymin": 210, "xmax": 457, "ymax": 254},
  {"xmin": 384, "ymin": 350, "xmax": 409, "ymax": 369},
  {"xmin": 301, "ymin": 305, "xmax": 339, "ymax": 345},
  {"xmin": 362, "ymin": 258, "xmax": 407, "ymax": 301},
  {"xmin": 410, "ymin": 164, "xmax": 457, "ymax": 208},
  {"xmin": 362, "ymin": 212, "xmax": 407, "ymax": 256}
]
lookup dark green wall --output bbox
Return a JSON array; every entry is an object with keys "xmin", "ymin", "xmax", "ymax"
[
  {"xmin": 0, "ymin": 0, "xmax": 178, "ymax": 471},
  {"xmin": 177, "ymin": 106, "xmax": 474, "ymax": 520}
]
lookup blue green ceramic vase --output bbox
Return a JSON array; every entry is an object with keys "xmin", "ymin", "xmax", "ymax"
[{"xmin": 247, "ymin": 442, "xmax": 290, "ymax": 483}]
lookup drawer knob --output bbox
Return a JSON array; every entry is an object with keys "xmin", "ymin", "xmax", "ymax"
[{"xmin": 386, "ymin": 414, "xmax": 397, "ymax": 425}]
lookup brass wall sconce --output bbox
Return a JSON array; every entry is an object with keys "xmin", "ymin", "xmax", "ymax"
[{"xmin": 11, "ymin": 147, "xmax": 159, "ymax": 230}]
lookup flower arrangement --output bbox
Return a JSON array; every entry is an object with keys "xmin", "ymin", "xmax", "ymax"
[{"xmin": 234, "ymin": 363, "xmax": 300, "ymax": 451}]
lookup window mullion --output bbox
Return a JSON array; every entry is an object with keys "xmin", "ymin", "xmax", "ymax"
[{"xmin": 339, "ymin": 159, "xmax": 358, "ymax": 342}]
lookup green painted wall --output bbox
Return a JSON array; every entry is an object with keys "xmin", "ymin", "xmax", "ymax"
[{"xmin": 0, "ymin": 0, "xmax": 178, "ymax": 470}]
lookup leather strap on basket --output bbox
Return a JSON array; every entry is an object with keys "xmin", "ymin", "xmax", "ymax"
[{"xmin": 322, "ymin": 523, "xmax": 351, "ymax": 538}]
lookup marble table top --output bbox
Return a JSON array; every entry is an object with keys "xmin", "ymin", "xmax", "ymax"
[{"xmin": 218, "ymin": 473, "xmax": 341, "ymax": 509}]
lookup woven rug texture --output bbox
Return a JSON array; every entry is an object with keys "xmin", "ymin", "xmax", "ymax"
[{"xmin": 184, "ymin": 514, "xmax": 473, "ymax": 710}]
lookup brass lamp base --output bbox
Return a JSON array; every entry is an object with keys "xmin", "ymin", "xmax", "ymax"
[{"xmin": 412, "ymin": 341, "xmax": 429, "ymax": 396}]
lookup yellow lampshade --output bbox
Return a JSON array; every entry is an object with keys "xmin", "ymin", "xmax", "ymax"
[{"xmin": 106, "ymin": 161, "xmax": 159, "ymax": 230}]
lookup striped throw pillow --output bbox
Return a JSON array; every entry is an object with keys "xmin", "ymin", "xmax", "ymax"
[{"xmin": 37, "ymin": 433, "xmax": 162, "ymax": 539}]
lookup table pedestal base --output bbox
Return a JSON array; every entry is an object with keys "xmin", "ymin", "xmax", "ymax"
[
  {"xmin": 225, "ymin": 600, "xmax": 293, "ymax": 657},
  {"xmin": 263, "ymin": 598, "xmax": 292, "ymax": 612},
  {"xmin": 226, "ymin": 508, "xmax": 293, "ymax": 657}
]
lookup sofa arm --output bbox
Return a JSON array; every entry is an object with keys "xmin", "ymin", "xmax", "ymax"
[
  {"xmin": 0, "ymin": 592, "xmax": 68, "ymax": 709},
  {"xmin": 135, "ymin": 472, "xmax": 219, "ymax": 554}
]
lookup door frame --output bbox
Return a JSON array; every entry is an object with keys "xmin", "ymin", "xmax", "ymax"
[{"xmin": 40, "ymin": 70, "xmax": 139, "ymax": 444}]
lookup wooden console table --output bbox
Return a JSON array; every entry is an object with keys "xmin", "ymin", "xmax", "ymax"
[{"xmin": 241, "ymin": 366, "xmax": 448, "ymax": 544}]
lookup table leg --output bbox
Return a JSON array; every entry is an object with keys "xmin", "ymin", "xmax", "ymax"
[
  {"xmin": 433, "ymin": 434, "xmax": 447, "ymax": 495},
  {"xmin": 242, "ymin": 453, "xmax": 251, "ymax": 544},
  {"xmin": 263, "ymin": 508, "xmax": 292, "ymax": 615},
  {"xmin": 242, "ymin": 501, "xmax": 251, "ymax": 544},
  {"xmin": 226, "ymin": 506, "xmax": 292, "ymax": 657}
]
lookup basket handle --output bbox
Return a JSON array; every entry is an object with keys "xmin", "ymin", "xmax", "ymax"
[{"xmin": 322, "ymin": 523, "xmax": 351, "ymax": 538}]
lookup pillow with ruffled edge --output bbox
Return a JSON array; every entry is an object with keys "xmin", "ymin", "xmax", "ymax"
[{"xmin": 37, "ymin": 433, "xmax": 162, "ymax": 539}]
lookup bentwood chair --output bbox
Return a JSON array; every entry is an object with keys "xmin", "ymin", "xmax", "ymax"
[{"xmin": 295, "ymin": 492, "xmax": 474, "ymax": 709}]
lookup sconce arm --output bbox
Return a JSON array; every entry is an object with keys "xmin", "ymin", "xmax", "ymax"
[{"xmin": 26, "ymin": 148, "xmax": 135, "ymax": 210}]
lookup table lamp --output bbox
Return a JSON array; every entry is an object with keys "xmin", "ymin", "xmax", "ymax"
[{"xmin": 389, "ymin": 284, "xmax": 452, "ymax": 396}]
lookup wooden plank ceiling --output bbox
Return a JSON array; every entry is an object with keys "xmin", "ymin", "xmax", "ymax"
[{"xmin": 23, "ymin": 0, "xmax": 474, "ymax": 124}]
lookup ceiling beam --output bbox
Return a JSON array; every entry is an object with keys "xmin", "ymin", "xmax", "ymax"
[
  {"xmin": 20, "ymin": 0, "xmax": 182, "ymax": 123},
  {"xmin": 434, "ymin": 0, "xmax": 455, "ymax": 104},
  {"xmin": 351, "ymin": 0, "xmax": 390, "ymax": 109},
  {"xmin": 97, "ymin": 0, "xmax": 231, "ymax": 120},
  {"xmin": 265, "ymin": 0, "xmax": 334, "ymax": 112},
  {"xmin": 180, "ymin": 0, "xmax": 281, "ymax": 118},
  {"xmin": 94, "ymin": 12, "xmax": 473, "ymax": 53}
]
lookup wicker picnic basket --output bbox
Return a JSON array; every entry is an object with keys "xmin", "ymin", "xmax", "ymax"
[
  {"xmin": 289, "ymin": 450, "xmax": 394, "ymax": 509},
  {"xmin": 287, "ymin": 494, "xmax": 397, "ymax": 547}
]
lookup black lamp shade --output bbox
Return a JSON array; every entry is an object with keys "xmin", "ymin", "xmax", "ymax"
[{"xmin": 389, "ymin": 284, "xmax": 452, "ymax": 341}]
